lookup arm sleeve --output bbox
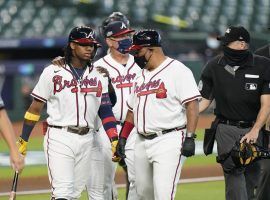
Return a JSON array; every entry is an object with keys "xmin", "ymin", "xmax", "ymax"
[{"xmin": 98, "ymin": 93, "xmax": 118, "ymax": 140}]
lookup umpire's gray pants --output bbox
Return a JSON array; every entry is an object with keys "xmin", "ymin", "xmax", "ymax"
[{"xmin": 215, "ymin": 124, "xmax": 261, "ymax": 200}]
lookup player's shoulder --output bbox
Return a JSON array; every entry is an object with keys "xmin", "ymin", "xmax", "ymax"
[{"xmin": 169, "ymin": 57, "xmax": 192, "ymax": 74}]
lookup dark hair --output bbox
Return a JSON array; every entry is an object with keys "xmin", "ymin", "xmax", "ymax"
[{"xmin": 63, "ymin": 43, "xmax": 93, "ymax": 66}]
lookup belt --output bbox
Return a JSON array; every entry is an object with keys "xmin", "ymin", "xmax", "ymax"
[
  {"xmin": 48, "ymin": 125, "xmax": 90, "ymax": 135},
  {"xmin": 139, "ymin": 125, "xmax": 186, "ymax": 140},
  {"xmin": 219, "ymin": 119, "xmax": 254, "ymax": 128}
]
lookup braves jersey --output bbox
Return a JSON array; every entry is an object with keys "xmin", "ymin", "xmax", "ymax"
[
  {"xmin": 127, "ymin": 57, "xmax": 201, "ymax": 134},
  {"xmin": 31, "ymin": 64, "xmax": 108, "ymax": 129},
  {"xmin": 94, "ymin": 54, "xmax": 141, "ymax": 122}
]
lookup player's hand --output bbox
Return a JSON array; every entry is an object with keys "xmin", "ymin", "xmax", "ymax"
[
  {"xmin": 111, "ymin": 139, "xmax": 121, "ymax": 162},
  {"xmin": 9, "ymin": 149, "xmax": 25, "ymax": 173},
  {"xmin": 181, "ymin": 134, "xmax": 196, "ymax": 157},
  {"xmin": 51, "ymin": 56, "xmax": 65, "ymax": 67},
  {"xmin": 116, "ymin": 137, "xmax": 127, "ymax": 159},
  {"xmin": 96, "ymin": 66, "xmax": 110, "ymax": 78},
  {"xmin": 16, "ymin": 137, "xmax": 28, "ymax": 156}
]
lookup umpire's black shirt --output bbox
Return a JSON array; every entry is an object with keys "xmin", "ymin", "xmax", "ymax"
[
  {"xmin": 199, "ymin": 53, "xmax": 270, "ymax": 121},
  {"xmin": 255, "ymin": 44, "xmax": 270, "ymax": 58}
]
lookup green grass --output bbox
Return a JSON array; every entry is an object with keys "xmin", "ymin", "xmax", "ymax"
[
  {"xmin": 184, "ymin": 154, "xmax": 217, "ymax": 167},
  {"xmin": 0, "ymin": 165, "xmax": 48, "ymax": 179},
  {"xmin": 0, "ymin": 137, "xmax": 44, "ymax": 152},
  {"xmin": 0, "ymin": 181, "xmax": 225, "ymax": 200}
]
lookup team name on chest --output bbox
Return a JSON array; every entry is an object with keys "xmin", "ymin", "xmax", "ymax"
[
  {"xmin": 111, "ymin": 73, "xmax": 136, "ymax": 88},
  {"xmin": 53, "ymin": 75, "xmax": 102, "ymax": 96},
  {"xmin": 134, "ymin": 79, "xmax": 167, "ymax": 98}
]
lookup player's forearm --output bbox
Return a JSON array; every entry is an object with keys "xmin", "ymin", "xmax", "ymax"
[
  {"xmin": 251, "ymin": 94, "xmax": 270, "ymax": 132},
  {"xmin": 185, "ymin": 100, "xmax": 199, "ymax": 133},
  {"xmin": 0, "ymin": 109, "xmax": 18, "ymax": 150},
  {"xmin": 199, "ymin": 98, "xmax": 212, "ymax": 113},
  {"xmin": 21, "ymin": 99, "xmax": 44, "ymax": 141},
  {"xmin": 98, "ymin": 104, "xmax": 118, "ymax": 141}
]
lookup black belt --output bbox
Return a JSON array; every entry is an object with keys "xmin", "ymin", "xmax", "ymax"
[
  {"xmin": 219, "ymin": 119, "xmax": 254, "ymax": 128},
  {"xmin": 48, "ymin": 125, "xmax": 90, "ymax": 135},
  {"xmin": 139, "ymin": 125, "xmax": 186, "ymax": 140}
]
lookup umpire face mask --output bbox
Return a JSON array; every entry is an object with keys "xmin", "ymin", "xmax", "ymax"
[{"xmin": 223, "ymin": 46, "xmax": 249, "ymax": 66}]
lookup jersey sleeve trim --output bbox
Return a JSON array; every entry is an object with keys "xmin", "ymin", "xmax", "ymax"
[
  {"xmin": 181, "ymin": 95, "xmax": 201, "ymax": 105},
  {"xmin": 31, "ymin": 93, "xmax": 47, "ymax": 103},
  {"xmin": 127, "ymin": 102, "xmax": 133, "ymax": 111}
]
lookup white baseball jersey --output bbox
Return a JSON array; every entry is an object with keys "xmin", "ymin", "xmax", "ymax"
[
  {"xmin": 127, "ymin": 57, "xmax": 201, "ymax": 134},
  {"xmin": 31, "ymin": 64, "xmax": 108, "ymax": 128},
  {"xmin": 94, "ymin": 54, "xmax": 141, "ymax": 122}
]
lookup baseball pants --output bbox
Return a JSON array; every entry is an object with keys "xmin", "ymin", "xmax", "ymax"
[
  {"xmin": 44, "ymin": 127, "xmax": 94, "ymax": 200},
  {"xmin": 215, "ymin": 124, "xmax": 262, "ymax": 200},
  {"xmin": 134, "ymin": 130, "xmax": 185, "ymax": 200}
]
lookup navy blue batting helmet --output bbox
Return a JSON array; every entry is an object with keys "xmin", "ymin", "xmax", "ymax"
[
  {"xmin": 69, "ymin": 26, "xmax": 100, "ymax": 46},
  {"xmin": 129, "ymin": 29, "xmax": 162, "ymax": 51}
]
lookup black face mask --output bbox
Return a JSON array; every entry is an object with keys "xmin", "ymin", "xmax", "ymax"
[
  {"xmin": 134, "ymin": 55, "xmax": 148, "ymax": 69},
  {"xmin": 223, "ymin": 46, "xmax": 250, "ymax": 66}
]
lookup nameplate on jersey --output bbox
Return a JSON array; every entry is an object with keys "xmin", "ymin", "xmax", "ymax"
[
  {"xmin": 245, "ymin": 74, "xmax": 259, "ymax": 78},
  {"xmin": 245, "ymin": 83, "xmax": 257, "ymax": 90}
]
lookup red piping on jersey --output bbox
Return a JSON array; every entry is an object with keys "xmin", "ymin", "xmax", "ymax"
[
  {"xmin": 142, "ymin": 59, "xmax": 175, "ymax": 133},
  {"xmin": 84, "ymin": 93, "xmax": 89, "ymax": 127},
  {"xmin": 170, "ymin": 130, "xmax": 185, "ymax": 199},
  {"xmin": 103, "ymin": 57, "xmax": 125, "ymax": 121},
  {"xmin": 181, "ymin": 95, "xmax": 201, "ymax": 105},
  {"xmin": 126, "ymin": 102, "xmax": 133, "ymax": 111},
  {"xmin": 46, "ymin": 128, "xmax": 56, "ymax": 196},
  {"xmin": 127, "ymin": 61, "xmax": 135, "ymax": 94},
  {"xmin": 31, "ymin": 93, "xmax": 47, "ymax": 102}
]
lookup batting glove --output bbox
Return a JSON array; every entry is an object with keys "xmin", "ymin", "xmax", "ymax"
[
  {"xmin": 111, "ymin": 138, "xmax": 121, "ymax": 162},
  {"xmin": 16, "ymin": 137, "xmax": 28, "ymax": 156},
  {"xmin": 181, "ymin": 133, "xmax": 196, "ymax": 157},
  {"xmin": 116, "ymin": 137, "xmax": 127, "ymax": 159}
]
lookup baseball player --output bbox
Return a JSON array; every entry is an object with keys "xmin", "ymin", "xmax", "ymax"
[
  {"xmin": 16, "ymin": 26, "xmax": 120, "ymax": 200},
  {"xmin": 86, "ymin": 21, "xmax": 141, "ymax": 200},
  {"xmin": 115, "ymin": 29, "xmax": 201, "ymax": 200},
  {"xmin": 0, "ymin": 96, "xmax": 24, "ymax": 173}
]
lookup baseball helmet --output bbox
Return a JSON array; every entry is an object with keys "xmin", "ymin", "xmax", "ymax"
[
  {"xmin": 68, "ymin": 26, "xmax": 101, "ymax": 59},
  {"xmin": 129, "ymin": 29, "xmax": 162, "ymax": 51},
  {"xmin": 100, "ymin": 11, "xmax": 130, "ymax": 35},
  {"xmin": 69, "ymin": 26, "xmax": 100, "ymax": 46}
]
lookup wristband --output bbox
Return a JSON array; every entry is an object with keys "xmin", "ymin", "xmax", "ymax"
[
  {"xmin": 186, "ymin": 132, "xmax": 196, "ymax": 138},
  {"xmin": 120, "ymin": 121, "xmax": 134, "ymax": 139},
  {"xmin": 24, "ymin": 111, "xmax": 40, "ymax": 122}
]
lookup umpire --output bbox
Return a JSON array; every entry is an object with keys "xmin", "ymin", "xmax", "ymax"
[
  {"xmin": 254, "ymin": 44, "xmax": 270, "ymax": 200},
  {"xmin": 199, "ymin": 26, "xmax": 270, "ymax": 200}
]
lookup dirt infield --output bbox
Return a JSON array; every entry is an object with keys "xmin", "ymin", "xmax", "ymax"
[{"xmin": 1, "ymin": 114, "xmax": 221, "ymax": 193}]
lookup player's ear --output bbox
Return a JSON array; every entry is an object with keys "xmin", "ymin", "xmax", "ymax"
[
  {"xmin": 106, "ymin": 38, "xmax": 113, "ymax": 48},
  {"xmin": 70, "ymin": 42, "xmax": 76, "ymax": 50}
]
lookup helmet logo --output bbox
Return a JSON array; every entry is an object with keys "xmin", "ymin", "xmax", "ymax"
[
  {"xmin": 225, "ymin": 28, "xmax": 231, "ymax": 33},
  {"xmin": 121, "ymin": 22, "xmax": 127, "ymax": 29},
  {"xmin": 84, "ymin": 31, "xmax": 94, "ymax": 39}
]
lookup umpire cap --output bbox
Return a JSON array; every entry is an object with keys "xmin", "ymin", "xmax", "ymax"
[
  {"xmin": 69, "ymin": 26, "xmax": 100, "ymax": 46},
  {"xmin": 217, "ymin": 26, "xmax": 250, "ymax": 45},
  {"xmin": 129, "ymin": 29, "xmax": 162, "ymax": 51}
]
